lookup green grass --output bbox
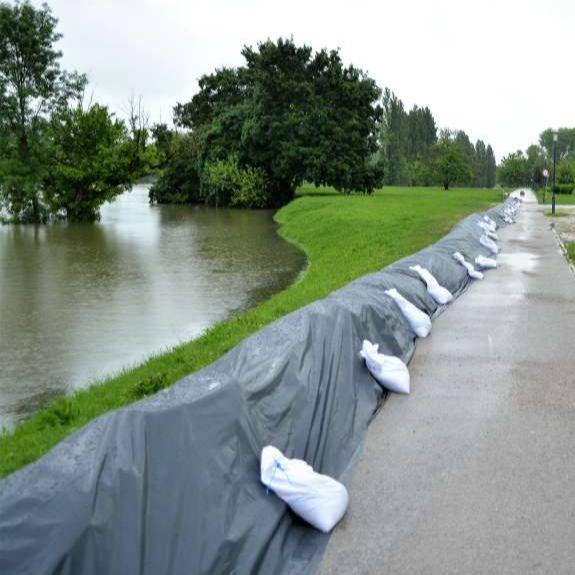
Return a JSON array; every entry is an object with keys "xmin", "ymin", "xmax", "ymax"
[
  {"xmin": 566, "ymin": 243, "xmax": 575, "ymax": 264},
  {"xmin": 544, "ymin": 209, "xmax": 571, "ymax": 217},
  {"xmin": 0, "ymin": 185, "xmax": 499, "ymax": 477},
  {"xmin": 536, "ymin": 190, "xmax": 575, "ymax": 205}
]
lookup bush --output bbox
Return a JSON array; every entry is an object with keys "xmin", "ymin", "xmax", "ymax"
[
  {"xmin": 202, "ymin": 157, "xmax": 269, "ymax": 208},
  {"xmin": 36, "ymin": 398, "xmax": 78, "ymax": 429},
  {"xmin": 149, "ymin": 155, "xmax": 201, "ymax": 204},
  {"xmin": 552, "ymin": 183, "xmax": 574, "ymax": 195},
  {"xmin": 149, "ymin": 134, "xmax": 202, "ymax": 204}
]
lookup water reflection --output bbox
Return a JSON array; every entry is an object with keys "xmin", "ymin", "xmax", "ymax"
[{"xmin": 0, "ymin": 184, "xmax": 304, "ymax": 429}]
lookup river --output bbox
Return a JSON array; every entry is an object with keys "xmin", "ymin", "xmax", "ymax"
[{"xmin": 0, "ymin": 184, "xmax": 305, "ymax": 430}]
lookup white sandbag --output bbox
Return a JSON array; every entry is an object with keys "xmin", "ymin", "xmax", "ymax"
[
  {"xmin": 260, "ymin": 446, "xmax": 349, "ymax": 533},
  {"xmin": 479, "ymin": 220, "xmax": 496, "ymax": 233},
  {"xmin": 359, "ymin": 339, "xmax": 410, "ymax": 394},
  {"xmin": 483, "ymin": 215, "xmax": 497, "ymax": 230},
  {"xmin": 503, "ymin": 216, "xmax": 514, "ymax": 224},
  {"xmin": 477, "ymin": 222, "xmax": 498, "ymax": 239},
  {"xmin": 479, "ymin": 233, "xmax": 499, "ymax": 254},
  {"xmin": 409, "ymin": 264, "xmax": 453, "ymax": 305},
  {"xmin": 452, "ymin": 252, "xmax": 484, "ymax": 280},
  {"xmin": 475, "ymin": 255, "xmax": 497, "ymax": 269},
  {"xmin": 385, "ymin": 288, "xmax": 431, "ymax": 338}
]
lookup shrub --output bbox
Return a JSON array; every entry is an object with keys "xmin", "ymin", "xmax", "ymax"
[
  {"xmin": 202, "ymin": 156, "xmax": 269, "ymax": 208},
  {"xmin": 552, "ymin": 183, "xmax": 574, "ymax": 195},
  {"xmin": 36, "ymin": 398, "xmax": 78, "ymax": 429},
  {"xmin": 149, "ymin": 134, "xmax": 202, "ymax": 204}
]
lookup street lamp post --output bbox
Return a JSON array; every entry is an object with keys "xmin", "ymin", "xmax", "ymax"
[
  {"xmin": 543, "ymin": 156, "xmax": 548, "ymax": 204},
  {"xmin": 552, "ymin": 132, "xmax": 558, "ymax": 215}
]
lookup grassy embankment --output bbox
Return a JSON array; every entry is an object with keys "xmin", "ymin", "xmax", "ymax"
[{"xmin": 0, "ymin": 186, "xmax": 500, "ymax": 478}]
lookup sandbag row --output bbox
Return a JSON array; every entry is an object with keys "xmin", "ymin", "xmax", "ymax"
[{"xmin": 0, "ymin": 197, "xmax": 520, "ymax": 575}]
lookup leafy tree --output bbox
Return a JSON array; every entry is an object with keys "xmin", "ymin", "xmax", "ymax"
[
  {"xmin": 526, "ymin": 144, "xmax": 546, "ymax": 187},
  {"xmin": 539, "ymin": 128, "xmax": 575, "ymax": 162},
  {"xmin": 150, "ymin": 123, "xmax": 175, "ymax": 168},
  {"xmin": 432, "ymin": 133, "xmax": 473, "ymax": 190},
  {"xmin": 42, "ymin": 103, "xmax": 133, "ymax": 221},
  {"xmin": 149, "ymin": 132, "xmax": 202, "ymax": 204},
  {"xmin": 556, "ymin": 161, "xmax": 575, "ymax": 185},
  {"xmin": 0, "ymin": 0, "xmax": 86, "ymax": 221},
  {"xmin": 169, "ymin": 39, "xmax": 382, "ymax": 207},
  {"xmin": 454, "ymin": 130, "xmax": 476, "ymax": 168},
  {"xmin": 497, "ymin": 151, "xmax": 530, "ymax": 187}
]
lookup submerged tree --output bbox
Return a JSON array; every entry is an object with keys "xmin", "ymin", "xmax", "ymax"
[
  {"xmin": 43, "ymin": 103, "xmax": 133, "ymax": 221},
  {"xmin": 0, "ymin": 0, "xmax": 86, "ymax": 221}
]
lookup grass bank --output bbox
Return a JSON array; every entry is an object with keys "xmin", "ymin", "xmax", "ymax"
[{"xmin": 0, "ymin": 186, "xmax": 500, "ymax": 477}]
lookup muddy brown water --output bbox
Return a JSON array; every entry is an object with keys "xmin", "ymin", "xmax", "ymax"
[{"xmin": 0, "ymin": 184, "xmax": 305, "ymax": 429}]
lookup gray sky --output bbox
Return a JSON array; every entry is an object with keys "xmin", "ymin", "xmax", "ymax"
[{"xmin": 41, "ymin": 0, "xmax": 574, "ymax": 160}]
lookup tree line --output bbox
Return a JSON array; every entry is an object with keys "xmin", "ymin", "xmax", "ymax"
[
  {"xmin": 373, "ymin": 89, "xmax": 496, "ymax": 189},
  {"xmin": 1, "ymin": 1, "xmax": 499, "ymax": 223},
  {"xmin": 152, "ymin": 50, "xmax": 498, "ymax": 206},
  {"xmin": 498, "ymin": 128, "xmax": 575, "ymax": 193}
]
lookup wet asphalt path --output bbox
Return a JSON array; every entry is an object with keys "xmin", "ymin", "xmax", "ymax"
[{"xmin": 319, "ymin": 196, "xmax": 575, "ymax": 574}]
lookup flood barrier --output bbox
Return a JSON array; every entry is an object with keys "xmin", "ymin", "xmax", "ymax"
[{"xmin": 0, "ymin": 199, "xmax": 518, "ymax": 575}]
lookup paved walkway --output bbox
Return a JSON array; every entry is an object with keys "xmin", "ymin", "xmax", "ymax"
[{"xmin": 319, "ymin": 196, "xmax": 575, "ymax": 574}]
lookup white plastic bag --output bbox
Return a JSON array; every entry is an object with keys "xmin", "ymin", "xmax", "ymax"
[
  {"xmin": 359, "ymin": 339, "xmax": 410, "ymax": 394},
  {"xmin": 385, "ymin": 288, "xmax": 431, "ymax": 338},
  {"xmin": 453, "ymin": 252, "xmax": 483, "ymax": 280},
  {"xmin": 260, "ymin": 446, "xmax": 349, "ymax": 533},
  {"xmin": 409, "ymin": 264, "xmax": 453, "ymax": 305},
  {"xmin": 483, "ymin": 215, "xmax": 497, "ymax": 230},
  {"xmin": 477, "ymin": 221, "xmax": 499, "ymax": 240},
  {"xmin": 475, "ymin": 255, "xmax": 497, "ymax": 269},
  {"xmin": 479, "ymin": 233, "xmax": 499, "ymax": 254}
]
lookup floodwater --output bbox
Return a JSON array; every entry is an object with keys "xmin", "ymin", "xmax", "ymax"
[{"xmin": 0, "ymin": 184, "xmax": 305, "ymax": 429}]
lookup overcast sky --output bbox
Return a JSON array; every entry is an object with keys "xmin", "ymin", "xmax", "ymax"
[{"xmin": 38, "ymin": 0, "xmax": 574, "ymax": 160}]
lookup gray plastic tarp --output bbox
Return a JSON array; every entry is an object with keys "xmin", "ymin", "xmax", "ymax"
[{"xmin": 0, "ymin": 200, "xmax": 516, "ymax": 575}]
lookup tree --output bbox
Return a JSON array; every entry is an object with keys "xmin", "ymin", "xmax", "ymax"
[
  {"xmin": 526, "ymin": 144, "xmax": 546, "ymax": 187},
  {"xmin": 125, "ymin": 94, "xmax": 150, "ymax": 176},
  {"xmin": 432, "ymin": 133, "xmax": 473, "ymax": 190},
  {"xmin": 42, "ymin": 103, "xmax": 133, "ymax": 221},
  {"xmin": 164, "ymin": 38, "xmax": 381, "ymax": 207},
  {"xmin": 0, "ymin": 0, "xmax": 86, "ymax": 222},
  {"xmin": 485, "ymin": 145, "xmax": 496, "ymax": 188},
  {"xmin": 497, "ymin": 151, "xmax": 530, "ymax": 187},
  {"xmin": 539, "ymin": 128, "xmax": 575, "ymax": 162},
  {"xmin": 150, "ymin": 122, "xmax": 175, "ymax": 168},
  {"xmin": 474, "ymin": 140, "xmax": 486, "ymax": 187},
  {"xmin": 377, "ymin": 88, "xmax": 407, "ymax": 185},
  {"xmin": 556, "ymin": 161, "xmax": 575, "ymax": 185}
]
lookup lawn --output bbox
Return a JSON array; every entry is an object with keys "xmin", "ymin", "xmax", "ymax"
[
  {"xmin": 0, "ymin": 185, "xmax": 500, "ymax": 477},
  {"xmin": 536, "ymin": 190, "xmax": 575, "ymax": 205}
]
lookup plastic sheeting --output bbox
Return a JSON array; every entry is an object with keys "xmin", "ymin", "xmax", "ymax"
[{"xmin": 0, "ymin": 199, "xmax": 517, "ymax": 575}]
